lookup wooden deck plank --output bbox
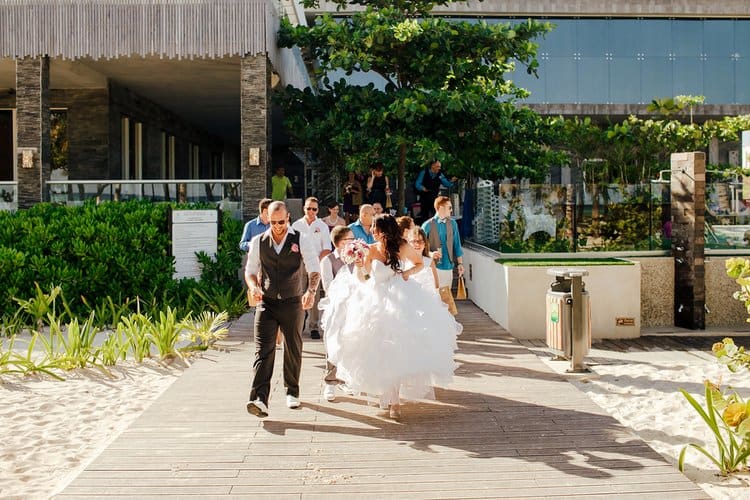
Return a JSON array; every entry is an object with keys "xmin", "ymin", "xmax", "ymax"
[{"xmin": 58, "ymin": 302, "xmax": 707, "ymax": 498}]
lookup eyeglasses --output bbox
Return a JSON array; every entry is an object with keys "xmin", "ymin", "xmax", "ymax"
[
  {"xmin": 409, "ymin": 240, "xmax": 424, "ymax": 245},
  {"xmin": 305, "ymin": 207, "xmax": 318, "ymax": 212},
  {"xmin": 269, "ymin": 220, "xmax": 287, "ymax": 226}
]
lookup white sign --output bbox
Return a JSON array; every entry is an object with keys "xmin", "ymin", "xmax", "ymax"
[{"xmin": 172, "ymin": 209, "xmax": 218, "ymax": 280}]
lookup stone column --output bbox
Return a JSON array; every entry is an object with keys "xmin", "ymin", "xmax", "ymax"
[
  {"xmin": 16, "ymin": 57, "xmax": 50, "ymax": 208},
  {"xmin": 670, "ymin": 152, "xmax": 705, "ymax": 329},
  {"xmin": 240, "ymin": 54, "xmax": 271, "ymax": 222}
]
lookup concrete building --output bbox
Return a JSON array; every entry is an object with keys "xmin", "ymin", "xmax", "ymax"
[{"xmin": 0, "ymin": 0, "xmax": 309, "ymax": 220}]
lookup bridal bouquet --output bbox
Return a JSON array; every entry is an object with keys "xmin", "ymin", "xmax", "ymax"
[{"xmin": 341, "ymin": 239, "xmax": 369, "ymax": 265}]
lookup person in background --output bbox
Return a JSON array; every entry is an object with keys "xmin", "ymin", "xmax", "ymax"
[
  {"xmin": 342, "ymin": 171, "xmax": 363, "ymax": 223},
  {"xmin": 366, "ymin": 163, "xmax": 390, "ymax": 207},
  {"xmin": 319, "ymin": 225, "xmax": 356, "ymax": 402},
  {"xmin": 239, "ymin": 198, "xmax": 272, "ymax": 252},
  {"xmin": 245, "ymin": 201, "xmax": 320, "ymax": 417},
  {"xmin": 406, "ymin": 226, "xmax": 439, "ymax": 293},
  {"xmin": 372, "ymin": 202, "xmax": 384, "ymax": 217},
  {"xmin": 422, "ymin": 196, "xmax": 464, "ymax": 315},
  {"xmin": 271, "ymin": 165, "xmax": 293, "ymax": 201},
  {"xmin": 292, "ymin": 197, "xmax": 332, "ymax": 339},
  {"xmin": 396, "ymin": 215, "xmax": 415, "ymax": 239},
  {"xmin": 415, "ymin": 160, "xmax": 457, "ymax": 222},
  {"xmin": 348, "ymin": 204, "xmax": 375, "ymax": 244},
  {"xmin": 322, "ymin": 200, "xmax": 347, "ymax": 232}
]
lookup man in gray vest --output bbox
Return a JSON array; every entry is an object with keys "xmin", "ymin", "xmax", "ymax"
[
  {"xmin": 245, "ymin": 201, "xmax": 321, "ymax": 417},
  {"xmin": 320, "ymin": 225, "xmax": 356, "ymax": 401},
  {"xmin": 422, "ymin": 195, "xmax": 464, "ymax": 315}
]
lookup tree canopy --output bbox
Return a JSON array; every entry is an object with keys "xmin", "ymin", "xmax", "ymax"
[{"xmin": 276, "ymin": 0, "xmax": 557, "ymax": 209}]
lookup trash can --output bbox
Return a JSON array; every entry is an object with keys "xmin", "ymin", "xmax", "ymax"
[{"xmin": 545, "ymin": 268, "xmax": 591, "ymax": 372}]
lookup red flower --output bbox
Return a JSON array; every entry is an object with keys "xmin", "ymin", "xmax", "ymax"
[{"xmin": 291, "ymin": 243, "xmax": 300, "ymax": 253}]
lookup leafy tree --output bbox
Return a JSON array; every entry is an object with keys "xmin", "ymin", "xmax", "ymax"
[{"xmin": 276, "ymin": 0, "xmax": 556, "ymax": 209}]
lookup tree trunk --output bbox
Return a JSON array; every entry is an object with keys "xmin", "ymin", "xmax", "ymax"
[{"xmin": 397, "ymin": 142, "xmax": 407, "ymax": 213}]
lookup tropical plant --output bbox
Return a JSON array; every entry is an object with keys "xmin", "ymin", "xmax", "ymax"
[
  {"xmin": 98, "ymin": 328, "xmax": 128, "ymax": 366},
  {"xmin": 713, "ymin": 337, "xmax": 750, "ymax": 374},
  {"xmin": 54, "ymin": 313, "xmax": 102, "ymax": 370},
  {"xmin": 679, "ymin": 382, "xmax": 750, "ymax": 475},
  {"xmin": 146, "ymin": 307, "xmax": 185, "ymax": 361},
  {"xmin": 13, "ymin": 283, "xmax": 62, "ymax": 331},
  {"xmin": 119, "ymin": 312, "xmax": 153, "ymax": 363},
  {"xmin": 192, "ymin": 285, "xmax": 248, "ymax": 318},
  {"xmin": 727, "ymin": 257, "xmax": 750, "ymax": 321},
  {"xmin": 277, "ymin": 0, "xmax": 557, "ymax": 207},
  {"xmin": 183, "ymin": 311, "xmax": 230, "ymax": 352}
]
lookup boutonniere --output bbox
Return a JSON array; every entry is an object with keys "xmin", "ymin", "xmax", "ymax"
[
  {"xmin": 313, "ymin": 228, "xmax": 321, "ymax": 233},
  {"xmin": 291, "ymin": 243, "xmax": 300, "ymax": 253}
]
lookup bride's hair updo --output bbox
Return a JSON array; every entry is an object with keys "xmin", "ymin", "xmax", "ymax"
[{"xmin": 373, "ymin": 214, "xmax": 404, "ymax": 273}]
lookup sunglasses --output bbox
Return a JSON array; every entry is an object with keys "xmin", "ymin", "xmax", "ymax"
[
  {"xmin": 305, "ymin": 207, "xmax": 318, "ymax": 212},
  {"xmin": 269, "ymin": 220, "xmax": 287, "ymax": 226}
]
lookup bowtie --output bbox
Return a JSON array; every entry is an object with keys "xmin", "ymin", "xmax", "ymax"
[{"xmin": 438, "ymin": 218, "xmax": 448, "ymax": 224}]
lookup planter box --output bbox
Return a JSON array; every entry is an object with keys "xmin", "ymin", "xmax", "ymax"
[{"xmin": 463, "ymin": 247, "xmax": 640, "ymax": 339}]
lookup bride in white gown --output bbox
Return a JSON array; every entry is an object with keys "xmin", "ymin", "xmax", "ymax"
[{"xmin": 320, "ymin": 214, "xmax": 462, "ymax": 419}]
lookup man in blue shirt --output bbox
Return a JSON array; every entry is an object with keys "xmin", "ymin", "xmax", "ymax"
[
  {"xmin": 422, "ymin": 196, "xmax": 464, "ymax": 315},
  {"xmin": 239, "ymin": 198, "xmax": 272, "ymax": 252},
  {"xmin": 415, "ymin": 159, "xmax": 457, "ymax": 223},
  {"xmin": 348, "ymin": 204, "xmax": 375, "ymax": 244}
]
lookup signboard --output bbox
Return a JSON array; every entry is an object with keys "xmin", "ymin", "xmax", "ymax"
[{"xmin": 171, "ymin": 209, "xmax": 219, "ymax": 280}]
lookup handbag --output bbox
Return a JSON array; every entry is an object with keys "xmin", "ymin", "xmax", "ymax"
[
  {"xmin": 455, "ymin": 276, "xmax": 467, "ymax": 300},
  {"xmin": 439, "ymin": 286, "xmax": 458, "ymax": 315},
  {"xmin": 385, "ymin": 193, "xmax": 393, "ymax": 209}
]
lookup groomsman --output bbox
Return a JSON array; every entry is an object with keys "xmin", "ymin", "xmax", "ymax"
[
  {"xmin": 292, "ymin": 197, "xmax": 332, "ymax": 339},
  {"xmin": 245, "ymin": 201, "xmax": 321, "ymax": 417},
  {"xmin": 422, "ymin": 196, "xmax": 464, "ymax": 315},
  {"xmin": 320, "ymin": 226, "xmax": 356, "ymax": 401}
]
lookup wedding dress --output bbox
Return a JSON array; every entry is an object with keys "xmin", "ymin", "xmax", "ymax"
[{"xmin": 320, "ymin": 259, "xmax": 461, "ymax": 406}]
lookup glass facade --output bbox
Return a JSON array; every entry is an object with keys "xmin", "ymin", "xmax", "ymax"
[{"xmin": 500, "ymin": 18, "xmax": 750, "ymax": 105}]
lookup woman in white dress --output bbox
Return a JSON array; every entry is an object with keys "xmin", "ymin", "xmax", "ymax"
[
  {"xmin": 321, "ymin": 214, "xmax": 461, "ymax": 419},
  {"xmin": 406, "ymin": 226, "xmax": 439, "ymax": 293}
]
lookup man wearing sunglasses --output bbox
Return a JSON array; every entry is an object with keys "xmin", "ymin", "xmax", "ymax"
[
  {"xmin": 245, "ymin": 201, "xmax": 321, "ymax": 417},
  {"xmin": 291, "ymin": 197, "xmax": 332, "ymax": 339}
]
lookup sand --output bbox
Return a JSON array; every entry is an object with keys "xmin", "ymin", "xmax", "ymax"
[
  {"xmin": 532, "ymin": 342, "xmax": 750, "ymax": 500},
  {"xmin": 0, "ymin": 360, "xmax": 184, "ymax": 499}
]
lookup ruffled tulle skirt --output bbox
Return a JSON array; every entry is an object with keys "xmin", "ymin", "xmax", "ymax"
[{"xmin": 320, "ymin": 270, "xmax": 461, "ymax": 406}]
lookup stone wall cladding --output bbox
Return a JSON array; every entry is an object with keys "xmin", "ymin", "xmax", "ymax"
[
  {"xmin": 638, "ymin": 257, "xmax": 674, "ymax": 328},
  {"xmin": 706, "ymin": 257, "xmax": 748, "ymax": 328},
  {"xmin": 51, "ymin": 89, "xmax": 108, "ymax": 180},
  {"xmin": 15, "ymin": 56, "xmax": 49, "ymax": 207},
  {"xmin": 240, "ymin": 54, "xmax": 269, "ymax": 222},
  {"xmin": 671, "ymin": 152, "xmax": 706, "ymax": 329}
]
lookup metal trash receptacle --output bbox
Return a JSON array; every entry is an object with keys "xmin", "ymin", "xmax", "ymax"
[{"xmin": 545, "ymin": 268, "xmax": 591, "ymax": 372}]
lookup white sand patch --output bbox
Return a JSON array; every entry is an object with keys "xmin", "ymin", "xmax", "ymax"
[
  {"xmin": 535, "ymin": 345, "xmax": 750, "ymax": 499},
  {"xmin": 0, "ymin": 360, "xmax": 184, "ymax": 499}
]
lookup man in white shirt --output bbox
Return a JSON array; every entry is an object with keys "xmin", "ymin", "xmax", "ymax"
[
  {"xmin": 291, "ymin": 197, "xmax": 332, "ymax": 339},
  {"xmin": 245, "ymin": 201, "xmax": 321, "ymax": 417},
  {"xmin": 319, "ymin": 226, "xmax": 356, "ymax": 401}
]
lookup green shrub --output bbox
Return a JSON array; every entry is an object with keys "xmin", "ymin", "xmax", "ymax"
[{"xmin": 0, "ymin": 201, "xmax": 245, "ymax": 322}]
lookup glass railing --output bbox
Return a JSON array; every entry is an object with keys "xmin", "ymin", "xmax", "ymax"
[
  {"xmin": 0, "ymin": 181, "xmax": 18, "ymax": 211},
  {"xmin": 44, "ymin": 179, "xmax": 243, "ymax": 217},
  {"xmin": 471, "ymin": 183, "xmax": 670, "ymax": 253},
  {"xmin": 471, "ymin": 179, "xmax": 750, "ymax": 253}
]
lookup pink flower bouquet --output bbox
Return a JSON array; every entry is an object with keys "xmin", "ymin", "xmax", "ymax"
[{"xmin": 341, "ymin": 239, "xmax": 369, "ymax": 265}]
